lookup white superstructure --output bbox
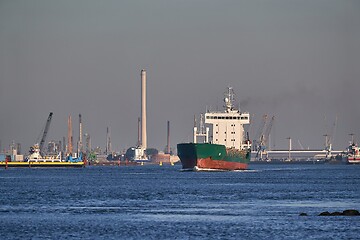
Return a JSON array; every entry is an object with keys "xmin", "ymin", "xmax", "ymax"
[
  {"xmin": 27, "ymin": 143, "xmax": 62, "ymax": 162},
  {"xmin": 194, "ymin": 87, "xmax": 251, "ymax": 150}
]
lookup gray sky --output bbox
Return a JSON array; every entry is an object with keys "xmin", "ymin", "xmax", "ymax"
[{"xmin": 1, "ymin": 0, "xmax": 359, "ymax": 153}]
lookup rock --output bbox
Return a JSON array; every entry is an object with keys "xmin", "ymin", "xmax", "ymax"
[
  {"xmin": 319, "ymin": 211, "xmax": 331, "ymax": 216},
  {"xmin": 318, "ymin": 209, "xmax": 360, "ymax": 216},
  {"xmin": 299, "ymin": 212, "xmax": 308, "ymax": 216},
  {"xmin": 342, "ymin": 209, "xmax": 360, "ymax": 216},
  {"xmin": 330, "ymin": 211, "xmax": 343, "ymax": 216}
]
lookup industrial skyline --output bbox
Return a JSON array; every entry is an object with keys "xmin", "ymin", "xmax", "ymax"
[{"xmin": 0, "ymin": 0, "xmax": 359, "ymax": 153}]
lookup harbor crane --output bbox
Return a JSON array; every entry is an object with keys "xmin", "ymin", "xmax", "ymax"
[
  {"xmin": 323, "ymin": 116, "xmax": 338, "ymax": 159},
  {"xmin": 29, "ymin": 112, "xmax": 53, "ymax": 156},
  {"xmin": 254, "ymin": 115, "xmax": 275, "ymax": 160},
  {"xmin": 39, "ymin": 112, "xmax": 53, "ymax": 155},
  {"xmin": 253, "ymin": 114, "xmax": 268, "ymax": 152},
  {"xmin": 261, "ymin": 116, "xmax": 274, "ymax": 150}
]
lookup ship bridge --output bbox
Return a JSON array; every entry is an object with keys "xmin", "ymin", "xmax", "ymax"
[
  {"xmin": 193, "ymin": 87, "xmax": 250, "ymax": 150},
  {"xmin": 204, "ymin": 111, "xmax": 250, "ymax": 150},
  {"xmin": 205, "ymin": 112, "xmax": 250, "ymax": 123}
]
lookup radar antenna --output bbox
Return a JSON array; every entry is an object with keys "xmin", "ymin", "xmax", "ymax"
[{"xmin": 224, "ymin": 86, "xmax": 235, "ymax": 112}]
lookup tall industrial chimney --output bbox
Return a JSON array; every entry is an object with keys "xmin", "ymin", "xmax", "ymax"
[
  {"xmin": 62, "ymin": 136, "xmax": 66, "ymax": 153},
  {"xmin": 78, "ymin": 114, "xmax": 82, "ymax": 154},
  {"xmin": 167, "ymin": 121, "xmax": 170, "ymax": 154},
  {"xmin": 141, "ymin": 69, "xmax": 147, "ymax": 149},
  {"xmin": 68, "ymin": 115, "xmax": 73, "ymax": 155},
  {"xmin": 137, "ymin": 117, "xmax": 141, "ymax": 146},
  {"xmin": 106, "ymin": 126, "xmax": 112, "ymax": 155}
]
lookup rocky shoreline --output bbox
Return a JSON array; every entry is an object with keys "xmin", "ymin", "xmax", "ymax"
[{"xmin": 300, "ymin": 209, "xmax": 360, "ymax": 216}]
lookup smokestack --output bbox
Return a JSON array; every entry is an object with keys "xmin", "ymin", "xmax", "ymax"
[
  {"xmin": 137, "ymin": 117, "xmax": 141, "ymax": 146},
  {"xmin": 106, "ymin": 126, "xmax": 111, "ymax": 155},
  {"xmin": 85, "ymin": 133, "xmax": 91, "ymax": 154},
  {"xmin": 141, "ymin": 69, "xmax": 147, "ymax": 149},
  {"xmin": 167, "ymin": 121, "xmax": 170, "ymax": 154},
  {"xmin": 106, "ymin": 127, "xmax": 109, "ymax": 154},
  {"xmin": 68, "ymin": 115, "xmax": 73, "ymax": 155},
  {"xmin": 78, "ymin": 114, "xmax": 82, "ymax": 154},
  {"xmin": 62, "ymin": 136, "xmax": 66, "ymax": 153}
]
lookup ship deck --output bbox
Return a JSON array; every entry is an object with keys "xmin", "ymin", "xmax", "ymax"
[{"xmin": 0, "ymin": 161, "xmax": 85, "ymax": 168}]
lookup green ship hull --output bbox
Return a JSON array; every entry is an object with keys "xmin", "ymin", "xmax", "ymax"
[{"xmin": 177, "ymin": 143, "xmax": 251, "ymax": 171}]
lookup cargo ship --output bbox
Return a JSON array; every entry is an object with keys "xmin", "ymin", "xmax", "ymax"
[{"xmin": 177, "ymin": 86, "xmax": 251, "ymax": 171}]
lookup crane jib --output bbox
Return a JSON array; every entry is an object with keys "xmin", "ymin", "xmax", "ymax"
[{"xmin": 39, "ymin": 112, "xmax": 53, "ymax": 154}]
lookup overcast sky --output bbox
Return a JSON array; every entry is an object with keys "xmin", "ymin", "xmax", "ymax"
[{"xmin": 1, "ymin": 0, "xmax": 359, "ymax": 153}]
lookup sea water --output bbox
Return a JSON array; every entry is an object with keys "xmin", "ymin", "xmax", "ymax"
[{"xmin": 0, "ymin": 164, "xmax": 359, "ymax": 239}]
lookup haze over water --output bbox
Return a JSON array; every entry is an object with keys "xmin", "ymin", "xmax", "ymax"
[{"xmin": 1, "ymin": 1, "xmax": 359, "ymax": 152}]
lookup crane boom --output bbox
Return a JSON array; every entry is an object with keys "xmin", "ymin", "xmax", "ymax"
[
  {"xmin": 253, "ymin": 114, "xmax": 268, "ymax": 151},
  {"xmin": 255, "ymin": 115, "xmax": 274, "ymax": 160},
  {"xmin": 255, "ymin": 115, "xmax": 268, "ymax": 141},
  {"xmin": 39, "ymin": 112, "xmax": 53, "ymax": 154},
  {"xmin": 262, "ymin": 116, "xmax": 274, "ymax": 148}
]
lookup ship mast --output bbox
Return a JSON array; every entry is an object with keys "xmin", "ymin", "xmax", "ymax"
[
  {"xmin": 224, "ymin": 86, "xmax": 235, "ymax": 112},
  {"xmin": 202, "ymin": 86, "xmax": 250, "ymax": 150}
]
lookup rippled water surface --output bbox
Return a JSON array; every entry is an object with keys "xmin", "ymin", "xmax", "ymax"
[{"xmin": 0, "ymin": 164, "xmax": 359, "ymax": 239}]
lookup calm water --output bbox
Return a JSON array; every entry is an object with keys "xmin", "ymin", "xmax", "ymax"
[{"xmin": 0, "ymin": 164, "xmax": 359, "ymax": 239}]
